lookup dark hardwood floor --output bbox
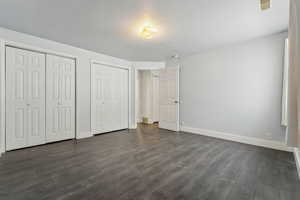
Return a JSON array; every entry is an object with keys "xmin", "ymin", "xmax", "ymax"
[{"xmin": 0, "ymin": 124, "xmax": 299, "ymax": 200}]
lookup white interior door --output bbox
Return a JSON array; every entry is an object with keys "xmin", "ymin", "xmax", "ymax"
[
  {"xmin": 6, "ymin": 47, "xmax": 46, "ymax": 150},
  {"xmin": 46, "ymin": 55, "xmax": 75, "ymax": 142},
  {"xmin": 159, "ymin": 66, "xmax": 180, "ymax": 131},
  {"xmin": 91, "ymin": 63, "xmax": 128, "ymax": 134}
]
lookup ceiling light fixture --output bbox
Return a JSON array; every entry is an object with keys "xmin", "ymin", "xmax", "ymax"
[{"xmin": 139, "ymin": 24, "xmax": 158, "ymax": 39}]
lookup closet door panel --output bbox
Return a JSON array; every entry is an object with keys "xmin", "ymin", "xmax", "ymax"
[
  {"xmin": 121, "ymin": 69, "xmax": 129, "ymax": 129},
  {"xmin": 6, "ymin": 47, "xmax": 28, "ymax": 150},
  {"xmin": 91, "ymin": 64, "xmax": 129, "ymax": 134},
  {"xmin": 46, "ymin": 58, "xmax": 60, "ymax": 142},
  {"xmin": 91, "ymin": 69, "xmax": 105, "ymax": 133},
  {"xmin": 6, "ymin": 47, "xmax": 46, "ymax": 150},
  {"xmin": 110, "ymin": 68, "xmax": 120, "ymax": 131},
  {"xmin": 46, "ymin": 55, "xmax": 75, "ymax": 142},
  {"xmin": 103, "ymin": 73, "xmax": 113, "ymax": 132},
  {"xmin": 60, "ymin": 58, "xmax": 75, "ymax": 140},
  {"xmin": 27, "ymin": 51, "xmax": 46, "ymax": 146}
]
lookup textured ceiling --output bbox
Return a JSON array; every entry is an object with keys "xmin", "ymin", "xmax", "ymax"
[{"xmin": 0, "ymin": 0, "xmax": 289, "ymax": 61}]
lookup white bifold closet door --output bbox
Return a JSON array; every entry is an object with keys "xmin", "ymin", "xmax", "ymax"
[
  {"xmin": 46, "ymin": 55, "xmax": 76, "ymax": 142},
  {"xmin": 91, "ymin": 63, "xmax": 128, "ymax": 134},
  {"xmin": 6, "ymin": 47, "xmax": 46, "ymax": 150}
]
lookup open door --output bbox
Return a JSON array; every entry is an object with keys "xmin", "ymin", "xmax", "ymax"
[{"xmin": 159, "ymin": 66, "xmax": 180, "ymax": 131}]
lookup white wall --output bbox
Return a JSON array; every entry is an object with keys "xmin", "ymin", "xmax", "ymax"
[
  {"xmin": 0, "ymin": 27, "xmax": 132, "ymax": 152},
  {"xmin": 180, "ymin": 32, "xmax": 288, "ymax": 143}
]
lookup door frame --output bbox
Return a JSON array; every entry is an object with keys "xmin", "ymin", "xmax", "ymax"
[
  {"xmin": 0, "ymin": 39, "xmax": 78, "ymax": 153},
  {"xmin": 0, "ymin": 39, "xmax": 5, "ymax": 155},
  {"xmin": 90, "ymin": 60, "xmax": 132, "ymax": 134},
  {"xmin": 133, "ymin": 63, "xmax": 171, "ymax": 129}
]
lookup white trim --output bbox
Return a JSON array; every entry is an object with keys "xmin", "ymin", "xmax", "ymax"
[
  {"xmin": 74, "ymin": 58, "xmax": 79, "ymax": 140},
  {"xmin": 0, "ymin": 39, "xmax": 5, "ymax": 155},
  {"xmin": 128, "ymin": 66, "xmax": 133, "ymax": 129},
  {"xmin": 90, "ymin": 60, "xmax": 132, "ymax": 133},
  {"xmin": 133, "ymin": 68, "xmax": 138, "ymax": 129},
  {"xmin": 76, "ymin": 132, "xmax": 93, "ymax": 140},
  {"xmin": 5, "ymin": 40, "xmax": 78, "ymax": 60},
  {"xmin": 181, "ymin": 126, "xmax": 293, "ymax": 152},
  {"xmin": 175, "ymin": 64, "xmax": 180, "ymax": 131},
  {"xmin": 294, "ymin": 148, "xmax": 300, "ymax": 179},
  {"xmin": 132, "ymin": 61, "xmax": 165, "ymax": 70},
  {"xmin": 281, "ymin": 38, "xmax": 288, "ymax": 127},
  {"xmin": 91, "ymin": 60, "xmax": 130, "ymax": 70}
]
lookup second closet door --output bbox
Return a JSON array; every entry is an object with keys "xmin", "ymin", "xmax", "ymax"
[
  {"xmin": 91, "ymin": 63, "xmax": 128, "ymax": 134},
  {"xmin": 46, "ymin": 55, "xmax": 75, "ymax": 142}
]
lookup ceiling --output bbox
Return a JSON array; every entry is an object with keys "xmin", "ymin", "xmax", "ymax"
[{"xmin": 0, "ymin": 0, "xmax": 289, "ymax": 61}]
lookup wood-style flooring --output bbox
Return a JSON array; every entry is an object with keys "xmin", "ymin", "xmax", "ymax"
[{"xmin": 0, "ymin": 124, "xmax": 299, "ymax": 200}]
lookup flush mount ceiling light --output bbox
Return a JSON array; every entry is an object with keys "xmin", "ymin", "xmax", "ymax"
[
  {"xmin": 261, "ymin": 0, "xmax": 271, "ymax": 11},
  {"xmin": 139, "ymin": 24, "xmax": 158, "ymax": 39}
]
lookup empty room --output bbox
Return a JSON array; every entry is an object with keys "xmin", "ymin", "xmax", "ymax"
[{"xmin": 0, "ymin": 0, "xmax": 300, "ymax": 199}]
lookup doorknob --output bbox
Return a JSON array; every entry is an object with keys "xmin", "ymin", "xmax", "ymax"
[{"xmin": 174, "ymin": 100, "xmax": 179, "ymax": 104}]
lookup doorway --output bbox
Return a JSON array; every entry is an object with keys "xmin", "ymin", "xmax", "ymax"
[
  {"xmin": 135, "ymin": 65, "xmax": 180, "ymax": 131},
  {"xmin": 136, "ymin": 69, "xmax": 160, "ymax": 126}
]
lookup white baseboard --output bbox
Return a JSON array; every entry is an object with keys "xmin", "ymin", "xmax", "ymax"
[
  {"xmin": 180, "ymin": 126, "xmax": 293, "ymax": 152},
  {"xmin": 0, "ymin": 145, "xmax": 4, "ymax": 155},
  {"xmin": 130, "ymin": 124, "xmax": 137, "ymax": 129},
  {"xmin": 76, "ymin": 131, "xmax": 93, "ymax": 139},
  {"xmin": 294, "ymin": 148, "xmax": 300, "ymax": 179}
]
